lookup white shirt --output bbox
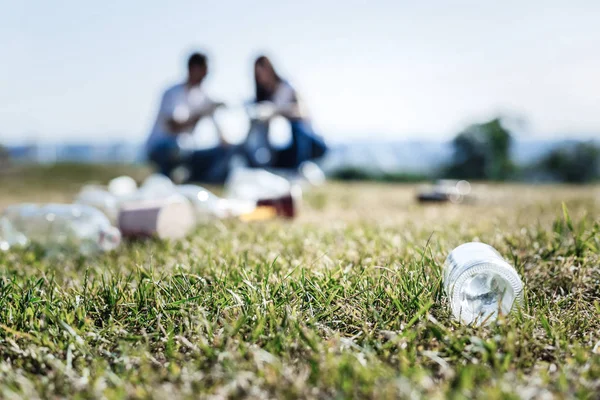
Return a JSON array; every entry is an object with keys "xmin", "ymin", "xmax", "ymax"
[
  {"xmin": 272, "ymin": 81, "xmax": 297, "ymax": 107},
  {"xmin": 272, "ymin": 81, "xmax": 309, "ymax": 120},
  {"xmin": 146, "ymin": 83, "xmax": 210, "ymax": 151}
]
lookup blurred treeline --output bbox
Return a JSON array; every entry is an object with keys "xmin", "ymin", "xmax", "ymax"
[
  {"xmin": 333, "ymin": 118, "xmax": 599, "ymax": 184},
  {"xmin": 2, "ymin": 120, "xmax": 598, "ymax": 184}
]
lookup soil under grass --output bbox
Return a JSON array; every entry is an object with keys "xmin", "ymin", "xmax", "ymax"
[{"xmin": 0, "ymin": 166, "xmax": 599, "ymax": 399}]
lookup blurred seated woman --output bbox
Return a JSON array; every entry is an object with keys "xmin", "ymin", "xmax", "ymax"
[{"xmin": 245, "ymin": 55, "xmax": 327, "ymax": 169}]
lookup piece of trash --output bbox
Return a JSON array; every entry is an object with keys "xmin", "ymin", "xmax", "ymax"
[
  {"xmin": 416, "ymin": 191, "xmax": 451, "ymax": 203},
  {"xmin": 443, "ymin": 242, "xmax": 523, "ymax": 325},
  {"xmin": 108, "ymin": 175, "xmax": 138, "ymax": 198},
  {"xmin": 74, "ymin": 185, "xmax": 120, "ymax": 224},
  {"xmin": 177, "ymin": 184, "xmax": 256, "ymax": 221},
  {"xmin": 1, "ymin": 203, "xmax": 121, "ymax": 255},
  {"xmin": 417, "ymin": 180, "xmax": 472, "ymax": 204},
  {"xmin": 130, "ymin": 174, "xmax": 188, "ymax": 205},
  {"xmin": 299, "ymin": 161, "xmax": 326, "ymax": 186},
  {"xmin": 141, "ymin": 173, "xmax": 177, "ymax": 193},
  {"xmin": 238, "ymin": 206, "xmax": 278, "ymax": 222},
  {"xmin": 170, "ymin": 165, "xmax": 191, "ymax": 185},
  {"xmin": 176, "ymin": 184, "xmax": 225, "ymax": 221},
  {"xmin": 225, "ymin": 168, "xmax": 301, "ymax": 218},
  {"xmin": 118, "ymin": 198, "xmax": 195, "ymax": 240},
  {"xmin": 268, "ymin": 161, "xmax": 326, "ymax": 189},
  {"xmin": 255, "ymin": 185, "xmax": 301, "ymax": 219},
  {"xmin": 0, "ymin": 216, "xmax": 28, "ymax": 251}
]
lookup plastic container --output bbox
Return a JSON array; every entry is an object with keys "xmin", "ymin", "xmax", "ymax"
[
  {"xmin": 443, "ymin": 242, "xmax": 523, "ymax": 325},
  {"xmin": 176, "ymin": 184, "xmax": 256, "ymax": 221},
  {"xmin": 118, "ymin": 199, "xmax": 195, "ymax": 240},
  {"xmin": 1, "ymin": 203, "xmax": 121, "ymax": 255},
  {"xmin": 225, "ymin": 168, "xmax": 291, "ymax": 202},
  {"xmin": 0, "ymin": 217, "xmax": 28, "ymax": 251},
  {"xmin": 74, "ymin": 185, "xmax": 120, "ymax": 223},
  {"xmin": 108, "ymin": 175, "xmax": 138, "ymax": 198},
  {"xmin": 224, "ymin": 168, "xmax": 300, "ymax": 218},
  {"xmin": 131, "ymin": 174, "xmax": 188, "ymax": 204}
]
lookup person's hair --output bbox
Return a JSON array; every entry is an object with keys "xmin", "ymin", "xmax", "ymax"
[
  {"xmin": 254, "ymin": 55, "xmax": 282, "ymax": 102},
  {"xmin": 187, "ymin": 52, "xmax": 207, "ymax": 70}
]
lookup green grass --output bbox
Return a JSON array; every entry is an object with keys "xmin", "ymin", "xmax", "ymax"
[{"xmin": 1, "ymin": 166, "xmax": 599, "ymax": 399}]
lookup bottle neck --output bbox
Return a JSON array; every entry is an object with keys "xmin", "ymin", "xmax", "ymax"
[{"xmin": 98, "ymin": 226, "xmax": 121, "ymax": 252}]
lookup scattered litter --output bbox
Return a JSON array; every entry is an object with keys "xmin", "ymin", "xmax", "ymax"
[
  {"xmin": 444, "ymin": 242, "xmax": 523, "ymax": 325},
  {"xmin": 177, "ymin": 184, "xmax": 255, "ymax": 221},
  {"xmin": 1, "ymin": 166, "xmax": 314, "ymax": 255},
  {"xmin": 417, "ymin": 179, "xmax": 472, "ymax": 204},
  {"xmin": 0, "ymin": 203, "xmax": 121, "ymax": 255},
  {"xmin": 75, "ymin": 184, "xmax": 120, "ymax": 224},
  {"xmin": 225, "ymin": 168, "xmax": 302, "ymax": 219},
  {"xmin": 118, "ymin": 198, "xmax": 195, "ymax": 240},
  {"xmin": 107, "ymin": 175, "xmax": 138, "ymax": 198}
]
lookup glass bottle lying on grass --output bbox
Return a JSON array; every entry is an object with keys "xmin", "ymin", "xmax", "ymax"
[{"xmin": 444, "ymin": 242, "xmax": 524, "ymax": 326}]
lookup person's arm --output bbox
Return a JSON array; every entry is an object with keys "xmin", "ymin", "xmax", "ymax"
[
  {"xmin": 189, "ymin": 100, "xmax": 225, "ymax": 120},
  {"xmin": 211, "ymin": 114, "xmax": 230, "ymax": 147},
  {"xmin": 166, "ymin": 100, "xmax": 225, "ymax": 134},
  {"xmin": 275, "ymin": 102, "xmax": 306, "ymax": 119},
  {"xmin": 272, "ymin": 83, "xmax": 309, "ymax": 119}
]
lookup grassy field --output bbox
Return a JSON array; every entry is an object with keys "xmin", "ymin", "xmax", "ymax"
[{"xmin": 1, "ymin": 165, "xmax": 599, "ymax": 399}]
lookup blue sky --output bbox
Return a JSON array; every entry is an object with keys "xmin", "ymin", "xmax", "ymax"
[{"xmin": 1, "ymin": 0, "xmax": 599, "ymax": 144}]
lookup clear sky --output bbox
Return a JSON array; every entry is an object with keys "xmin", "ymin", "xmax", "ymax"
[{"xmin": 1, "ymin": 0, "xmax": 599, "ymax": 144}]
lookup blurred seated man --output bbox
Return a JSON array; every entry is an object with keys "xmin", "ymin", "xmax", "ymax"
[
  {"xmin": 246, "ymin": 55, "xmax": 327, "ymax": 169},
  {"xmin": 146, "ymin": 52, "xmax": 233, "ymax": 183}
]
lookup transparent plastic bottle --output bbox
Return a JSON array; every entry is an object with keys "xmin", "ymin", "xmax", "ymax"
[
  {"xmin": 0, "ymin": 217, "xmax": 28, "ymax": 251},
  {"xmin": 126, "ymin": 174, "xmax": 188, "ymax": 204},
  {"xmin": 1, "ymin": 203, "xmax": 121, "ymax": 255},
  {"xmin": 177, "ymin": 184, "xmax": 256, "ymax": 221},
  {"xmin": 225, "ymin": 168, "xmax": 291, "ymax": 202},
  {"xmin": 299, "ymin": 161, "xmax": 326, "ymax": 187},
  {"xmin": 177, "ymin": 184, "xmax": 227, "ymax": 221},
  {"xmin": 443, "ymin": 242, "xmax": 523, "ymax": 325},
  {"xmin": 108, "ymin": 175, "xmax": 138, "ymax": 198},
  {"xmin": 225, "ymin": 168, "xmax": 300, "ymax": 218},
  {"xmin": 74, "ymin": 185, "xmax": 120, "ymax": 223}
]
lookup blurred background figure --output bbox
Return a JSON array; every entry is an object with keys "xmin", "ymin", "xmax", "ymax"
[
  {"xmin": 146, "ymin": 52, "xmax": 232, "ymax": 183},
  {"xmin": 244, "ymin": 55, "xmax": 327, "ymax": 169}
]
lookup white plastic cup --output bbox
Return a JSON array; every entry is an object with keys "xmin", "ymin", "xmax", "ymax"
[{"xmin": 118, "ymin": 199, "xmax": 195, "ymax": 240}]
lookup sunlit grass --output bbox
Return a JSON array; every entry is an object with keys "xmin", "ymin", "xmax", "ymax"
[{"xmin": 0, "ymin": 167, "xmax": 599, "ymax": 398}]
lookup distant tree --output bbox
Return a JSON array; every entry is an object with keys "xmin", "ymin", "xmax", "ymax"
[
  {"xmin": 538, "ymin": 141, "xmax": 600, "ymax": 183},
  {"xmin": 444, "ymin": 118, "xmax": 514, "ymax": 180}
]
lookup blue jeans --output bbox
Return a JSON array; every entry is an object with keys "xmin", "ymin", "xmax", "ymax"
[
  {"xmin": 291, "ymin": 120, "xmax": 327, "ymax": 165},
  {"xmin": 147, "ymin": 138, "xmax": 182, "ymax": 177},
  {"xmin": 147, "ymin": 138, "xmax": 240, "ymax": 183},
  {"xmin": 243, "ymin": 119, "xmax": 328, "ymax": 169}
]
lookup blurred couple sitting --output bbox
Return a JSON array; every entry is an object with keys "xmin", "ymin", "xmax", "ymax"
[{"xmin": 146, "ymin": 52, "xmax": 328, "ymax": 183}]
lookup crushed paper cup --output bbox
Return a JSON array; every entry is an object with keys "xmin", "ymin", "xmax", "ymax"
[{"xmin": 118, "ymin": 199, "xmax": 195, "ymax": 240}]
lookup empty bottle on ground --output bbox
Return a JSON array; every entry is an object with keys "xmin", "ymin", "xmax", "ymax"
[
  {"xmin": 443, "ymin": 242, "xmax": 523, "ymax": 325},
  {"xmin": 225, "ymin": 168, "xmax": 301, "ymax": 218},
  {"xmin": 74, "ymin": 185, "xmax": 120, "ymax": 223},
  {"xmin": 0, "ymin": 203, "xmax": 121, "ymax": 255},
  {"xmin": 177, "ymin": 184, "xmax": 255, "ymax": 221},
  {"xmin": 108, "ymin": 175, "xmax": 138, "ymax": 198},
  {"xmin": 0, "ymin": 217, "xmax": 28, "ymax": 251}
]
